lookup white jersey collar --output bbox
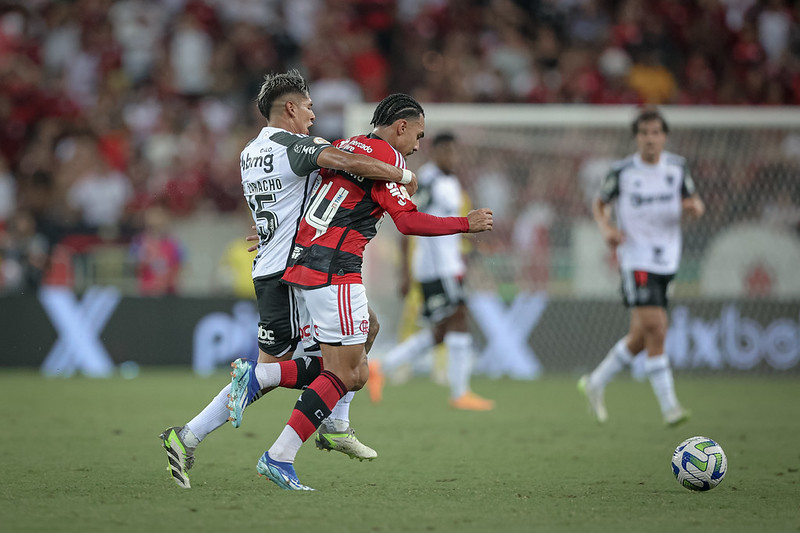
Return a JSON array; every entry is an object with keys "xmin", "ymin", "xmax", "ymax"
[{"xmin": 633, "ymin": 152, "xmax": 666, "ymax": 170}]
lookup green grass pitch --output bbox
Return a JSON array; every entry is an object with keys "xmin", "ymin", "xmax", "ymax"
[{"xmin": 1, "ymin": 369, "xmax": 798, "ymax": 533}]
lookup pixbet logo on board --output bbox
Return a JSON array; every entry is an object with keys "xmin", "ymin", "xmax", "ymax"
[
  {"xmin": 666, "ymin": 305, "xmax": 800, "ymax": 370},
  {"xmin": 193, "ymin": 302, "xmax": 259, "ymax": 376}
]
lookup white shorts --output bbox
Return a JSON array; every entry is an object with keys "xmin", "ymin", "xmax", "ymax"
[{"xmin": 295, "ymin": 283, "xmax": 370, "ymax": 346}]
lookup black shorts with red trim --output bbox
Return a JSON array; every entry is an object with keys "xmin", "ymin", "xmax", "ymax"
[
  {"xmin": 619, "ymin": 269, "xmax": 674, "ymax": 308},
  {"xmin": 420, "ymin": 276, "xmax": 466, "ymax": 323}
]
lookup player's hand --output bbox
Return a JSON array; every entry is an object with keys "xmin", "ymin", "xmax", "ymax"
[
  {"xmin": 403, "ymin": 172, "xmax": 418, "ymax": 196},
  {"xmin": 682, "ymin": 196, "xmax": 705, "ymax": 218},
  {"xmin": 466, "ymin": 208, "xmax": 493, "ymax": 233},
  {"xmin": 602, "ymin": 226, "xmax": 624, "ymax": 248},
  {"xmin": 246, "ymin": 225, "xmax": 258, "ymax": 252}
]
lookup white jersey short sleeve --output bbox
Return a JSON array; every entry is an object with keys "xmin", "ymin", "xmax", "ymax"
[
  {"xmin": 411, "ymin": 162, "xmax": 466, "ymax": 282},
  {"xmin": 599, "ymin": 151, "xmax": 696, "ymax": 274},
  {"xmin": 240, "ymin": 127, "xmax": 330, "ymax": 279}
]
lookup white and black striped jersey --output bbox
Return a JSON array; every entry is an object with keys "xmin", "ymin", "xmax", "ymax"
[
  {"xmin": 241, "ymin": 127, "xmax": 331, "ymax": 278},
  {"xmin": 411, "ymin": 161, "xmax": 466, "ymax": 282},
  {"xmin": 599, "ymin": 151, "xmax": 697, "ymax": 274}
]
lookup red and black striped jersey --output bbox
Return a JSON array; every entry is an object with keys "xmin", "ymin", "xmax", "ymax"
[{"xmin": 281, "ymin": 134, "xmax": 469, "ymax": 289}]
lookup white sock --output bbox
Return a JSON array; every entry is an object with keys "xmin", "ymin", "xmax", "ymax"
[
  {"xmin": 185, "ymin": 384, "xmax": 232, "ymax": 443},
  {"xmin": 445, "ymin": 331, "xmax": 472, "ymax": 399},
  {"xmin": 269, "ymin": 425, "xmax": 303, "ymax": 463},
  {"xmin": 381, "ymin": 329, "xmax": 435, "ymax": 373},
  {"xmin": 589, "ymin": 338, "xmax": 633, "ymax": 390},
  {"xmin": 254, "ymin": 362, "xmax": 282, "ymax": 390},
  {"xmin": 644, "ymin": 354, "xmax": 679, "ymax": 415},
  {"xmin": 179, "ymin": 426, "xmax": 200, "ymax": 449},
  {"xmin": 321, "ymin": 391, "xmax": 353, "ymax": 433}
]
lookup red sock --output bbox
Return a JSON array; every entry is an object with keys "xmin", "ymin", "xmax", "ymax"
[
  {"xmin": 286, "ymin": 370, "xmax": 347, "ymax": 441},
  {"xmin": 277, "ymin": 356, "xmax": 323, "ymax": 389}
]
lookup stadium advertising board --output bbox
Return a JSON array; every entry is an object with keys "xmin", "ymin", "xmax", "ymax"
[{"xmin": 1, "ymin": 287, "xmax": 798, "ymax": 375}]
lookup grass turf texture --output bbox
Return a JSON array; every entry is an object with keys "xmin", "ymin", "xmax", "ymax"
[{"xmin": 1, "ymin": 370, "xmax": 798, "ymax": 533}]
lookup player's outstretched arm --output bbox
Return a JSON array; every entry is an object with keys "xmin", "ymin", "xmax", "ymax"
[
  {"xmin": 317, "ymin": 147, "xmax": 418, "ymax": 195},
  {"xmin": 392, "ymin": 209, "xmax": 470, "ymax": 236},
  {"xmin": 374, "ymin": 182, "xmax": 489, "ymax": 237}
]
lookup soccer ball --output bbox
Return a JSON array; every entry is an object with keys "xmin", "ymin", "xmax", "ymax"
[{"xmin": 671, "ymin": 436, "xmax": 727, "ymax": 491}]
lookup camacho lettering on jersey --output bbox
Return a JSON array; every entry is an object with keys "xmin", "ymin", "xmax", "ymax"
[
  {"xmin": 281, "ymin": 134, "xmax": 470, "ymax": 289},
  {"xmin": 599, "ymin": 151, "xmax": 696, "ymax": 275},
  {"xmin": 241, "ymin": 127, "xmax": 331, "ymax": 279}
]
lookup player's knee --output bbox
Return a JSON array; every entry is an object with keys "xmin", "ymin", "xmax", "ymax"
[
  {"xmin": 432, "ymin": 320, "xmax": 449, "ymax": 344},
  {"xmin": 351, "ymin": 361, "xmax": 370, "ymax": 391},
  {"xmin": 641, "ymin": 320, "xmax": 667, "ymax": 343},
  {"xmin": 449, "ymin": 304, "xmax": 469, "ymax": 331},
  {"xmin": 332, "ymin": 361, "xmax": 367, "ymax": 391},
  {"xmin": 625, "ymin": 335, "xmax": 645, "ymax": 355},
  {"xmin": 348, "ymin": 369, "xmax": 367, "ymax": 391}
]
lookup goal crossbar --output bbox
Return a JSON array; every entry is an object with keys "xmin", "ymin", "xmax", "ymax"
[{"xmin": 345, "ymin": 104, "xmax": 800, "ymax": 135}]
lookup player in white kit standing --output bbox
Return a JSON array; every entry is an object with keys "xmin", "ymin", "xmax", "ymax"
[
  {"xmin": 368, "ymin": 132, "xmax": 494, "ymax": 411},
  {"xmin": 159, "ymin": 70, "xmax": 416, "ymax": 488},
  {"xmin": 579, "ymin": 108, "xmax": 705, "ymax": 426}
]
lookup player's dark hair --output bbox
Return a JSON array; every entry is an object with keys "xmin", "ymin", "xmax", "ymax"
[
  {"xmin": 432, "ymin": 131, "xmax": 456, "ymax": 147},
  {"xmin": 632, "ymin": 108, "xmax": 669, "ymax": 135},
  {"xmin": 256, "ymin": 69, "xmax": 310, "ymax": 120},
  {"xmin": 370, "ymin": 93, "xmax": 425, "ymax": 127}
]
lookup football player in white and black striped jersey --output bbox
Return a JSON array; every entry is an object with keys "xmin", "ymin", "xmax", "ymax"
[{"xmin": 579, "ymin": 108, "xmax": 705, "ymax": 426}]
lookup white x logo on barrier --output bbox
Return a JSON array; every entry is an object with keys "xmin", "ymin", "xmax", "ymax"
[
  {"xmin": 39, "ymin": 286, "xmax": 120, "ymax": 377},
  {"xmin": 468, "ymin": 291, "xmax": 548, "ymax": 379}
]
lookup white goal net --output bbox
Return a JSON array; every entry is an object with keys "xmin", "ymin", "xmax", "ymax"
[{"xmin": 346, "ymin": 105, "xmax": 800, "ymax": 375}]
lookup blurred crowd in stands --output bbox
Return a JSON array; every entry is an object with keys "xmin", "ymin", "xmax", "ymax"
[{"xmin": 0, "ymin": 0, "xmax": 799, "ymax": 295}]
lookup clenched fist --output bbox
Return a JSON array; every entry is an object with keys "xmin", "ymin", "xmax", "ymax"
[{"xmin": 466, "ymin": 208, "xmax": 493, "ymax": 233}]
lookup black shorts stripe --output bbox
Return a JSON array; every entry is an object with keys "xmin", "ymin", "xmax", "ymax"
[
  {"xmin": 619, "ymin": 269, "xmax": 674, "ymax": 308},
  {"xmin": 254, "ymin": 274, "xmax": 300, "ymax": 355},
  {"xmin": 420, "ymin": 276, "xmax": 465, "ymax": 323}
]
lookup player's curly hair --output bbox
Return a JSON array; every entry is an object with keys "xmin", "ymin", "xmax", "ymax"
[
  {"xmin": 632, "ymin": 107, "xmax": 669, "ymax": 135},
  {"xmin": 370, "ymin": 94, "xmax": 425, "ymax": 127},
  {"xmin": 256, "ymin": 69, "xmax": 310, "ymax": 120}
]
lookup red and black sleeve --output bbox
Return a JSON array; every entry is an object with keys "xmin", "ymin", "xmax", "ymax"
[{"xmin": 374, "ymin": 182, "xmax": 469, "ymax": 236}]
